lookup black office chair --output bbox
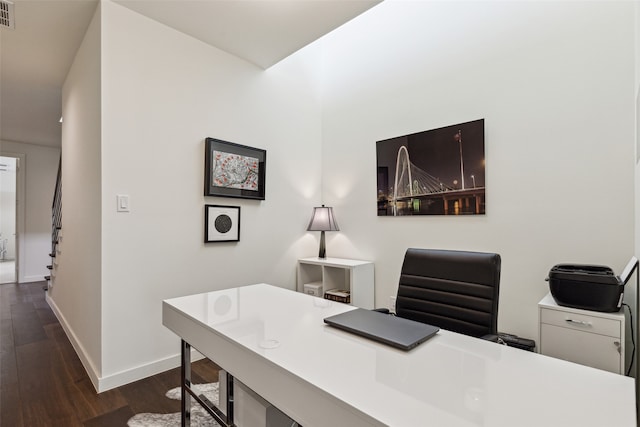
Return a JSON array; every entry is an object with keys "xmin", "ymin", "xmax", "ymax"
[{"xmin": 384, "ymin": 248, "xmax": 501, "ymax": 340}]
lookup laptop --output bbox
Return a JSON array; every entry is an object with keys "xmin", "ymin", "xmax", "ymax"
[{"xmin": 324, "ymin": 308, "xmax": 439, "ymax": 351}]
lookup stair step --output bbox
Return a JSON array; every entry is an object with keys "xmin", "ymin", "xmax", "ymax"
[
  {"xmin": 44, "ymin": 275, "xmax": 51, "ymax": 281},
  {"xmin": 46, "ymin": 265, "xmax": 53, "ymax": 270},
  {"xmin": 49, "ymin": 253, "xmax": 56, "ymax": 258}
]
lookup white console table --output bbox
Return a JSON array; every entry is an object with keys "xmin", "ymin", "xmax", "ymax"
[
  {"xmin": 163, "ymin": 284, "xmax": 636, "ymax": 427},
  {"xmin": 538, "ymin": 293, "xmax": 626, "ymax": 374},
  {"xmin": 297, "ymin": 257, "xmax": 374, "ymax": 309}
]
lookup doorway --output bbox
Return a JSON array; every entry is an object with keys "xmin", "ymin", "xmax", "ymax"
[{"xmin": 0, "ymin": 156, "xmax": 17, "ymax": 284}]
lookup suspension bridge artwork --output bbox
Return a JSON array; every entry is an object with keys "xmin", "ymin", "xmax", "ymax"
[{"xmin": 376, "ymin": 119, "xmax": 485, "ymax": 216}]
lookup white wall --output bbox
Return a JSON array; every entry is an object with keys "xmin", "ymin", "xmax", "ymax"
[
  {"xmin": 52, "ymin": 0, "xmax": 638, "ymax": 392},
  {"xmin": 53, "ymin": 5, "xmax": 103, "ymax": 384},
  {"xmin": 96, "ymin": 0, "xmax": 322, "ymax": 389},
  {"xmin": 1, "ymin": 141, "xmax": 60, "ymax": 282},
  {"xmin": 318, "ymin": 0, "xmax": 636, "ymax": 343}
]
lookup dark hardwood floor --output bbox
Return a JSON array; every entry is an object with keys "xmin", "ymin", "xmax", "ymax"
[{"xmin": 1, "ymin": 281, "xmax": 220, "ymax": 426}]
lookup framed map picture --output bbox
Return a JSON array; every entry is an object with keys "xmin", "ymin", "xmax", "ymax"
[{"xmin": 204, "ymin": 138, "xmax": 266, "ymax": 200}]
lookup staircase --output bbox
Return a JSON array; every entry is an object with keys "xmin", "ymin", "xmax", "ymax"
[{"xmin": 45, "ymin": 158, "xmax": 61, "ymax": 285}]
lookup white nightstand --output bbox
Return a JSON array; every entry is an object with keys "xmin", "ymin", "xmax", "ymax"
[
  {"xmin": 297, "ymin": 257, "xmax": 374, "ymax": 309},
  {"xmin": 538, "ymin": 293, "xmax": 625, "ymax": 374}
]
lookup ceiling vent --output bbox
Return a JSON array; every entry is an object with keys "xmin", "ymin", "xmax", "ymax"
[{"xmin": 0, "ymin": 0, "xmax": 14, "ymax": 30}]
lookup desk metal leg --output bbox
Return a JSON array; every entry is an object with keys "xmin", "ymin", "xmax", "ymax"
[
  {"xmin": 225, "ymin": 370, "xmax": 234, "ymax": 423},
  {"xmin": 181, "ymin": 340, "xmax": 192, "ymax": 427},
  {"xmin": 180, "ymin": 339, "xmax": 235, "ymax": 427}
]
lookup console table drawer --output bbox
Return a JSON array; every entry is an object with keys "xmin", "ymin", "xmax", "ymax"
[{"xmin": 540, "ymin": 308, "xmax": 621, "ymax": 338}]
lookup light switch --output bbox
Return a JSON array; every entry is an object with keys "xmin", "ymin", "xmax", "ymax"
[{"xmin": 117, "ymin": 195, "xmax": 130, "ymax": 212}]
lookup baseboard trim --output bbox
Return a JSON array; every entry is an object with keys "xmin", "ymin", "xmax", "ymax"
[
  {"xmin": 22, "ymin": 274, "xmax": 48, "ymax": 283},
  {"xmin": 45, "ymin": 293, "xmax": 101, "ymax": 391},
  {"xmin": 45, "ymin": 291, "xmax": 204, "ymax": 393},
  {"xmin": 98, "ymin": 350, "xmax": 205, "ymax": 393}
]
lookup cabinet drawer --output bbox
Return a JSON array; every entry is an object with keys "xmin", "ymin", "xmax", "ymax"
[
  {"xmin": 540, "ymin": 308, "xmax": 621, "ymax": 338},
  {"xmin": 540, "ymin": 324, "xmax": 622, "ymax": 374}
]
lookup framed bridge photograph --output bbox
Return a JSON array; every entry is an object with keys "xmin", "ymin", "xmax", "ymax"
[
  {"xmin": 376, "ymin": 119, "xmax": 485, "ymax": 216},
  {"xmin": 204, "ymin": 137, "xmax": 266, "ymax": 200}
]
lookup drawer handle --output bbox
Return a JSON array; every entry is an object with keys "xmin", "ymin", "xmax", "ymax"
[{"xmin": 565, "ymin": 318, "xmax": 592, "ymax": 327}]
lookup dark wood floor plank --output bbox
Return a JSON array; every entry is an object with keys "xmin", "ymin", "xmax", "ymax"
[
  {"xmin": 36, "ymin": 305, "xmax": 59, "ymax": 325},
  {"xmin": 45, "ymin": 323, "xmax": 92, "ymax": 383},
  {"xmin": 0, "ymin": 317, "xmax": 15, "ymax": 361},
  {"xmin": 193, "ymin": 358, "xmax": 221, "ymax": 383},
  {"xmin": 0, "ymin": 376, "xmax": 24, "ymax": 427},
  {"xmin": 0, "ymin": 298, "xmax": 12, "ymax": 320},
  {"xmin": 16, "ymin": 339, "xmax": 81, "ymax": 425},
  {"xmin": 0, "ymin": 340, "xmax": 18, "ymax": 384},
  {"xmin": 149, "ymin": 365, "xmax": 183, "ymax": 393},
  {"xmin": 49, "ymin": 341, "xmax": 127, "ymax": 421},
  {"xmin": 118, "ymin": 375, "xmax": 182, "ymax": 415},
  {"xmin": 43, "ymin": 323, "xmax": 129, "ymax": 422},
  {"xmin": 83, "ymin": 405, "xmax": 136, "ymax": 427},
  {"xmin": 11, "ymin": 301, "xmax": 48, "ymax": 346},
  {"xmin": 74, "ymin": 377, "xmax": 129, "ymax": 423}
]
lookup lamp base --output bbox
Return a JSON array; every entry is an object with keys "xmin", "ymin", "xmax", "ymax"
[{"xmin": 318, "ymin": 231, "xmax": 326, "ymax": 259}]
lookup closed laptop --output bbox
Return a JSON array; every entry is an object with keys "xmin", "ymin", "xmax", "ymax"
[{"xmin": 324, "ymin": 308, "xmax": 439, "ymax": 351}]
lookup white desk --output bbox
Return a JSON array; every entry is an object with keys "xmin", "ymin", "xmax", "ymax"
[{"xmin": 163, "ymin": 284, "xmax": 636, "ymax": 427}]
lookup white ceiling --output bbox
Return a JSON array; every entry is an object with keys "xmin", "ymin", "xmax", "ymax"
[{"xmin": 0, "ymin": 0, "xmax": 381, "ymax": 148}]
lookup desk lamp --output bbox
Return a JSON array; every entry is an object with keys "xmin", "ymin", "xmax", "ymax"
[{"xmin": 307, "ymin": 205, "xmax": 339, "ymax": 259}]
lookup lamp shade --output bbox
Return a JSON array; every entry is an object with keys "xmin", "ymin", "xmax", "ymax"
[{"xmin": 307, "ymin": 205, "xmax": 339, "ymax": 232}]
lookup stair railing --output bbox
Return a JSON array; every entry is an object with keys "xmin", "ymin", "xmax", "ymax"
[{"xmin": 46, "ymin": 158, "xmax": 61, "ymax": 282}]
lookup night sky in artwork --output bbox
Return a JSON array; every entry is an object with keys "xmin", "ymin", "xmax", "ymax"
[{"xmin": 377, "ymin": 119, "xmax": 485, "ymax": 193}]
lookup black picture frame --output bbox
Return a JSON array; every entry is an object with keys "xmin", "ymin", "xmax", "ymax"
[
  {"xmin": 205, "ymin": 205, "xmax": 240, "ymax": 243},
  {"xmin": 376, "ymin": 119, "xmax": 485, "ymax": 216},
  {"xmin": 204, "ymin": 137, "xmax": 266, "ymax": 200}
]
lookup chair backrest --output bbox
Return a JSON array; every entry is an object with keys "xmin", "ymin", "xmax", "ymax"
[{"xmin": 396, "ymin": 248, "xmax": 501, "ymax": 338}]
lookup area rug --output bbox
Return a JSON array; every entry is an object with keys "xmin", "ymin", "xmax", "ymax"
[{"xmin": 127, "ymin": 383, "xmax": 220, "ymax": 427}]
